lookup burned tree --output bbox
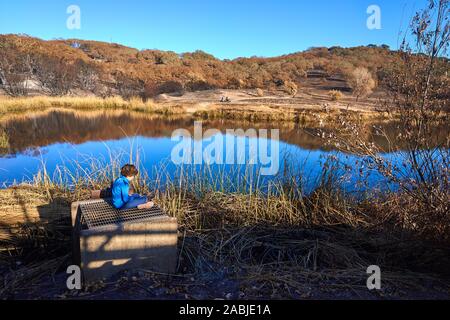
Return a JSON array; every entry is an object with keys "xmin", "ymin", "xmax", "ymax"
[
  {"xmin": 114, "ymin": 72, "xmax": 145, "ymax": 100},
  {"xmin": 74, "ymin": 59, "xmax": 99, "ymax": 93},
  {"xmin": 34, "ymin": 56, "xmax": 77, "ymax": 96},
  {"xmin": 0, "ymin": 51, "xmax": 32, "ymax": 96}
]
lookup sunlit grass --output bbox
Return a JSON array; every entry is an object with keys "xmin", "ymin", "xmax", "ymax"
[
  {"xmin": 0, "ymin": 128, "xmax": 9, "ymax": 153},
  {"xmin": 0, "ymin": 95, "xmax": 185, "ymax": 115},
  {"xmin": 0, "ymin": 95, "xmax": 399, "ymax": 125}
]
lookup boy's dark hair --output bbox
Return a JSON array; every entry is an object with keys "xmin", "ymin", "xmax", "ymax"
[{"xmin": 121, "ymin": 164, "xmax": 139, "ymax": 177}]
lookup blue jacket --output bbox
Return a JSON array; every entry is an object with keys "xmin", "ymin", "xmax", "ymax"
[{"xmin": 112, "ymin": 176, "xmax": 130, "ymax": 209}]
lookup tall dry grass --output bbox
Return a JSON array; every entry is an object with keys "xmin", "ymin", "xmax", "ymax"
[
  {"xmin": 0, "ymin": 127, "xmax": 9, "ymax": 152},
  {"xmin": 1, "ymin": 147, "xmax": 449, "ymax": 297},
  {"xmin": 0, "ymin": 95, "xmax": 185, "ymax": 116}
]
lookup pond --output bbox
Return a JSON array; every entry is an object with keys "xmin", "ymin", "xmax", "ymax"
[{"xmin": 0, "ymin": 109, "xmax": 447, "ymax": 192}]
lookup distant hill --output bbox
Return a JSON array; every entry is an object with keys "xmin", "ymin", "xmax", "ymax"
[{"xmin": 0, "ymin": 34, "xmax": 434, "ymax": 99}]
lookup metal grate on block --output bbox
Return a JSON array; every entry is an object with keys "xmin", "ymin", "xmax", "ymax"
[{"xmin": 79, "ymin": 199, "xmax": 167, "ymax": 229}]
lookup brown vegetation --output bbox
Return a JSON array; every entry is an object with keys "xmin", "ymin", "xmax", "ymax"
[
  {"xmin": 0, "ymin": 34, "xmax": 413, "ymax": 100},
  {"xmin": 0, "ymin": 155, "xmax": 449, "ymax": 299},
  {"xmin": 347, "ymin": 67, "xmax": 376, "ymax": 100},
  {"xmin": 323, "ymin": 0, "xmax": 449, "ymax": 242},
  {"xmin": 328, "ymin": 90, "xmax": 343, "ymax": 101}
]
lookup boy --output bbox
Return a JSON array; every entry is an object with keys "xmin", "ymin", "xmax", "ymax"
[{"xmin": 112, "ymin": 164, "xmax": 154, "ymax": 210}]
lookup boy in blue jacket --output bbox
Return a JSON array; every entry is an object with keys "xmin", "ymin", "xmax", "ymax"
[{"xmin": 112, "ymin": 164, "xmax": 154, "ymax": 210}]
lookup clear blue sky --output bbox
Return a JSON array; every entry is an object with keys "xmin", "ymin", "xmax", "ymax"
[{"xmin": 0, "ymin": 0, "xmax": 427, "ymax": 59}]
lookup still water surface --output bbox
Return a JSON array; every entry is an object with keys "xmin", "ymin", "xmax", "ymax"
[{"xmin": 0, "ymin": 110, "xmax": 446, "ymax": 191}]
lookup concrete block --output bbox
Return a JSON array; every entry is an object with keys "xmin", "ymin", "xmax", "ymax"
[{"xmin": 72, "ymin": 200, "xmax": 178, "ymax": 283}]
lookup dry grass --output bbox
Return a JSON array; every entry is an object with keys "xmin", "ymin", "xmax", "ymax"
[
  {"xmin": 0, "ymin": 152, "xmax": 449, "ymax": 298},
  {"xmin": 0, "ymin": 95, "xmax": 397, "ymax": 125},
  {"xmin": 329, "ymin": 90, "xmax": 344, "ymax": 101},
  {"xmin": 0, "ymin": 127, "xmax": 9, "ymax": 152},
  {"xmin": 0, "ymin": 95, "xmax": 186, "ymax": 116}
]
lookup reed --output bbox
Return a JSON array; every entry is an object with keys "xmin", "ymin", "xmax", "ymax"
[
  {"xmin": 0, "ymin": 95, "xmax": 185, "ymax": 116},
  {"xmin": 0, "ymin": 149, "xmax": 448, "ymax": 298},
  {"xmin": 0, "ymin": 127, "xmax": 9, "ymax": 152}
]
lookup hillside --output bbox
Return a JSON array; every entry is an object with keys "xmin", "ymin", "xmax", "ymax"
[{"xmin": 0, "ymin": 34, "xmax": 447, "ymax": 103}]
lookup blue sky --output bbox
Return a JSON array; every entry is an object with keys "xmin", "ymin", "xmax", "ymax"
[{"xmin": 0, "ymin": 0, "xmax": 427, "ymax": 59}]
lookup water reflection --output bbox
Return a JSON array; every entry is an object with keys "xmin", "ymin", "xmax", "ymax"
[{"xmin": 0, "ymin": 109, "xmax": 447, "ymax": 187}]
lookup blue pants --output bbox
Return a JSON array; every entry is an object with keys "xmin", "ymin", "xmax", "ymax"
[{"xmin": 121, "ymin": 194, "xmax": 148, "ymax": 210}]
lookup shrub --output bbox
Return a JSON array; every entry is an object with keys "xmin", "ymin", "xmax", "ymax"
[
  {"xmin": 157, "ymin": 80, "xmax": 184, "ymax": 95},
  {"xmin": 347, "ymin": 67, "xmax": 376, "ymax": 100},
  {"xmin": 283, "ymin": 81, "xmax": 298, "ymax": 97},
  {"xmin": 0, "ymin": 51, "xmax": 31, "ymax": 97},
  {"xmin": 185, "ymin": 80, "xmax": 214, "ymax": 92},
  {"xmin": 34, "ymin": 56, "xmax": 77, "ymax": 96},
  {"xmin": 228, "ymin": 77, "xmax": 245, "ymax": 89},
  {"xmin": 144, "ymin": 82, "xmax": 159, "ymax": 99},
  {"xmin": 74, "ymin": 59, "xmax": 99, "ymax": 92},
  {"xmin": 329, "ymin": 90, "xmax": 343, "ymax": 101},
  {"xmin": 114, "ymin": 73, "xmax": 144, "ymax": 100},
  {"xmin": 255, "ymin": 88, "xmax": 264, "ymax": 97}
]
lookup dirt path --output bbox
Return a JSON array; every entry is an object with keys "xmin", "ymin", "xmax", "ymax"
[{"xmin": 161, "ymin": 89, "xmax": 381, "ymax": 115}]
